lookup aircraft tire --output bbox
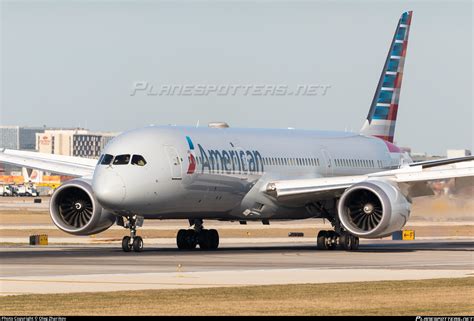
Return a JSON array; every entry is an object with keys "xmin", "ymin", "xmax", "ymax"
[
  {"xmin": 177, "ymin": 229, "xmax": 188, "ymax": 249},
  {"xmin": 198, "ymin": 229, "xmax": 211, "ymax": 250},
  {"xmin": 133, "ymin": 236, "xmax": 144, "ymax": 252},
  {"xmin": 209, "ymin": 229, "xmax": 219, "ymax": 250},
  {"xmin": 185, "ymin": 229, "xmax": 197, "ymax": 249},
  {"xmin": 317, "ymin": 230, "xmax": 329, "ymax": 250},
  {"xmin": 122, "ymin": 236, "xmax": 132, "ymax": 252},
  {"xmin": 350, "ymin": 235, "xmax": 360, "ymax": 251}
]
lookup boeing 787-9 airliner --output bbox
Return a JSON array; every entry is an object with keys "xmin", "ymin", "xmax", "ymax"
[{"xmin": 1, "ymin": 11, "xmax": 473, "ymax": 252}]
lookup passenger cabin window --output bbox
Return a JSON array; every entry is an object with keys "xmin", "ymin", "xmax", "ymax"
[
  {"xmin": 113, "ymin": 154, "xmax": 130, "ymax": 165},
  {"xmin": 131, "ymin": 155, "xmax": 147, "ymax": 166},
  {"xmin": 100, "ymin": 154, "xmax": 114, "ymax": 165}
]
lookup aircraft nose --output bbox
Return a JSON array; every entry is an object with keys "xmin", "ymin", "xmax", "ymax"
[{"xmin": 93, "ymin": 169, "xmax": 126, "ymax": 209}]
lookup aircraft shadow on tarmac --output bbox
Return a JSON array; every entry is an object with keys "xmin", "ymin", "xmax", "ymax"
[{"xmin": 0, "ymin": 241, "xmax": 472, "ymax": 259}]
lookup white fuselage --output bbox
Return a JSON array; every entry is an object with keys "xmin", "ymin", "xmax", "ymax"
[{"xmin": 92, "ymin": 126, "xmax": 409, "ymax": 220}]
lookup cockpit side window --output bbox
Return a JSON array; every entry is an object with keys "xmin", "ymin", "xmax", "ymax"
[
  {"xmin": 100, "ymin": 154, "xmax": 114, "ymax": 165},
  {"xmin": 131, "ymin": 155, "xmax": 147, "ymax": 166},
  {"xmin": 113, "ymin": 154, "xmax": 130, "ymax": 165}
]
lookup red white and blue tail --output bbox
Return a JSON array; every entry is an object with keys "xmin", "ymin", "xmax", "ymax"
[{"xmin": 360, "ymin": 11, "xmax": 413, "ymax": 143}]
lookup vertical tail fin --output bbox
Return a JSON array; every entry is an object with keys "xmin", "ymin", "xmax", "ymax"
[{"xmin": 360, "ymin": 11, "xmax": 413, "ymax": 143}]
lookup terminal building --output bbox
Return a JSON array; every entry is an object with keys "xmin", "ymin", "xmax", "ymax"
[
  {"xmin": 36, "ymin": 129, "xmax": 118, "ymax": 159},
  {"xmin": 0, "ymin": 126, "xmax": 49, "ymax": 174},
  {"xmin": 0, "ymin": 126, "xmax": 118, "ymax": 175},
  {"xmin": 0, "ymin": 126, "xmax": 46, "ymax": 150}
]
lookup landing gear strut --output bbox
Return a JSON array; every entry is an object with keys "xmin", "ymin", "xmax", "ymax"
[
  {"xmin": 121, "ymin": 216, "xmax": 144, "ymax": 252},
  {"xmin": 177, "ymin": 219, "xmax": 219, "ymax": 250},
  {"xmin": 317, "ymin": 230, "xmax": 359, "ymax": 251},
  {"xmin": 311, "ymin": 201, "xmax": 359, "ymax": 251}
]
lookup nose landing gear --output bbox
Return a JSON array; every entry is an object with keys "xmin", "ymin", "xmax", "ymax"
[{"xmin": 119, "ymin": 216, "xmax": 144, "ymax": 252}]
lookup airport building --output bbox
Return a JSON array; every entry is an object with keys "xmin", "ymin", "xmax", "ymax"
[
  {"xmin": 0, "ymin": 126, "xmax": 46, "ymax": 150},
  {"xmin": 0, "ymin": 126, "xmax": 118, "ymax": 174},
  {"xmin": 73, "ymin": 133, "xmax": 103, "ymax": 158},
  {"xmin": 36, "ymin": 129, "xmax": 118, "ymax": 159}
]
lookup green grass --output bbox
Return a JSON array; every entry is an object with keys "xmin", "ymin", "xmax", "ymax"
[{"xmin": 1, "ymin": 277, "xmax": 473, "ymax": 316}]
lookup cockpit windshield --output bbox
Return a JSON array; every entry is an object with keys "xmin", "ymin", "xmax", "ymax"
[
  {"xmin": 98, "ymin": 154, "xmax": 146, "ymax": 166},
  {"xmin": 131, "ymin": 155, "xmax": 147, "ymax": 166},
  {"xmin": 100, "ymin": 154, "xmax": 114, "ymax": 165},
  {"xmin": 113, "ymin": 154, "xmax": 131, "ymax": 165}
]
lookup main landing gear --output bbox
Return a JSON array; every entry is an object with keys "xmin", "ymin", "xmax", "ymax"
[
  {"xmin": 177, "ymin": 219, "xmax": 219, "ymax": 250},
  {"xmin": 317, "ymin": 230, "xmax": 359, "ymax": 251},
  {"xmin": 309, "ymin": 201, "xmax": 359, "ymax": 251},
  {"xmin": 120, "ymin": 216, "xmax": 144, "ymax": 253}
]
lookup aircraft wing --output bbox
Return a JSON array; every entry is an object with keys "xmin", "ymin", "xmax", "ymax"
[
  {"xmin": 265, "ymin": 157, "xmax": 474, "ymax": 203},
  {"xmin": 407, "ymin": 155, "xmax": 474, "ymax": 168},
  {"xmin": 0, "ymin": 149, "xmax": 96, "ymax": 178}
]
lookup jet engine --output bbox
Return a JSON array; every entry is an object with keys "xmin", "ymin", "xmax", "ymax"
[
  {"xmin": 50, "ymin": 179, "xmax": 117, "ymax": 235},
  {"xmin": 337, "ymin": 180, "xmax": 411, "ymax": 238}
]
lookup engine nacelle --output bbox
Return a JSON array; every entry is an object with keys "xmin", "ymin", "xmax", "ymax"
[
  {"xmin": 338, "ymin": 180, "xmax": 411, "ymax": 238},
  {"xmin": 50, "ymin": 179, "xmax": 117, "ymax": 236}
]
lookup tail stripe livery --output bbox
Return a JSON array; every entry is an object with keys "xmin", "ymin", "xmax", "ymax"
[{"xmin": 360, "ymin": 11, "xmax": 413, "ymax": 143}]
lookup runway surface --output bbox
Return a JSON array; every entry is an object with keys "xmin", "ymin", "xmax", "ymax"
[{"xmin": 0, "ymin": 239, "xmax": 473, "ymax": 295}]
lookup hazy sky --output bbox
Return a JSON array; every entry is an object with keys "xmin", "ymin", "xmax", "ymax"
[{"xmin": 1, "ymin": 0, "xmax": 472, "ymax": 155}]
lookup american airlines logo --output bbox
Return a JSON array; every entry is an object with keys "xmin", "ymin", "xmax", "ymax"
[
  {"xmin": 185, "ymin": 136, "xmax": 197, "ymax": 174},
  {"xmin": 186, "ymin": 136, "xmax": 264, "ymax": 174}
]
